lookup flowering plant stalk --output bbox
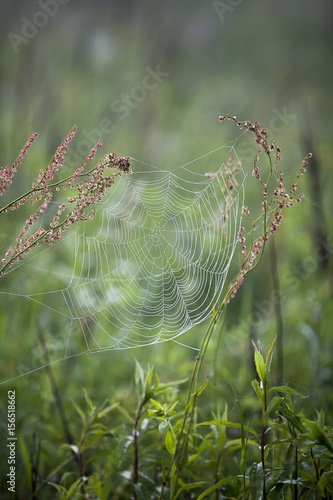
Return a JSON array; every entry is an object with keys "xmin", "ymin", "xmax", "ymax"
[
  {"xmin": 0, "ymin": 126, "xmax": 131, "ymax": 275},
  {"xmin": 166, "ymin": 115, "xmax": 311, "ymax": 500}
]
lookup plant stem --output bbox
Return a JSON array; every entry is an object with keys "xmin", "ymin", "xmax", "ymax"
[
  {"xmin": 167, "ymin": 318, "xmax": 216, "ymax": 499},
  {"xmin": 294, "ymin": 445, "xmax": 299, "ymax": 500},
  {"xmin": 270, "ymin": 237, "xmax": 284, "ymax": 385},
  {"xmin": 36, "ymin": 321, "xmax": 75, "ymax": 447},
  {"xmin": 133, "ymin": 401, "xmax": 145, "ymax": 500},
  {"xmin": 261, "ymin": 386, "xmax": 268, "ymax": 500},
  {"xmin": 261, "ymin": 425, "xmax": 267, "ymax": 500}
]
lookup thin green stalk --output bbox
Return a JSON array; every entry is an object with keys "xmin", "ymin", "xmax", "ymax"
[
  {"xmin": 270, "ymin": 237, "xmax": 283, "ymax": 385},
  {"xmin": 162, "ymin": 317, "xmax": 216, "ymax": 500}
]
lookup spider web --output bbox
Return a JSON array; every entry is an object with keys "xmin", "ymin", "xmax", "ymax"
[{"xmin": 0, "ymin": 137, "xmax": 247, "ymax": 382}]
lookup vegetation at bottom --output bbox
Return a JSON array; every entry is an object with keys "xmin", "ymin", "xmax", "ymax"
[{"xmin": 9, "ymin": 340, "xmax": 332, "ymax": 499}]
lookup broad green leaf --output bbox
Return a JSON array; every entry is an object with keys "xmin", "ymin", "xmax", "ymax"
[
  {"xmin": 253, "ymin": 342, "xmax": 267, "ymax": 391},
  {"xmin": 249, "ymin": 462, "xmax": 264, "ymax": 500},
  {"xmin": 252, "ymin": 379, "xmax": 264, "ymax": 406},
  {"xmin": 279, "ymin": 406, "xmax": 306, "ymax": 433},
  {"xmin": 197, "ymin": 475, "xmax": 245, "ymax": 499},
  {"xmin": 303, "ymin": 418, "xmax": 333, "ymax": 452},
  {"xmin": 165, "ymin": 424, "xmax": 176, "ymax": 455},
  {"xmin": 284, "ymin": 443, "xmax": 296, "ymax": 475},
  {"xmin": 150, "ymin": 398, "xmax": 163, "ymax": 411},
  {"xmin": 318, "ymin": 471, "xmax": 333, "ymax": 494},
  {"xmin": 264, "ymin": 396, "xmax": 283, "ymax": 421}
]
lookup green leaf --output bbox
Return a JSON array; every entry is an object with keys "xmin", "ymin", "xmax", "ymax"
[
  {"xmin": 185, "ymin": 396, "xmax": 195, "ymax": 414},
  {"xmin": 197, "ymin": 475, "xmax": 245, "ymax": 499},
  {"xmin": 135, "ymin": 359, "xmax": 145, "ymax": 387},
  {"xmin": 97, "ymin": 402, "xmax": 120, "ymax": 419},
  {"xmin": 66, "ymin": 477, "xmax": 86, "ymax": 498},
  {"xmin": 174, "ymin": 481, "xmax": 205, "ymax": 499},
  {"xmin": 145, "ymin": 365, "xmax": 153, "ymax": 390},
  {"xmin": 265, "ymin": 336, "xmax": 276, "ymax": 372},
  {"xmin": 150, "ymin": 398, "xmax": 163, "ymax": 411},
  {"xmin": 87, "ymin": 475, "xmax": 103, "ymax": 497},
  {"xmin": 249, "ymin": 462, "xmax": 264, "ymax": 500},
  {"xmin": 165, "ymin": 423, "xmax": 176, "ymax": 455},
  {"xmin": 168, "ymin": 400, "xmax": 179, "ymax": 414},
  {"xmin": 317, "ymin": 408, "xmax": 325, "ymax": 428},
  {"xmin": 318, "ymin": 471, "xmax": 333, "ymax": 494},
  {"xmin": 253, "ymin": 342, "xmax": 267, "ymax": 392},
  {"xmin": 82, "ymin": 386, "xmax": 94, "ymax": 411},
  {"xmin": 196, "ymin": 377, "xmax": 209, "ymax": 397},
  {"xmin": 116, "ymin": 404, "xmax": 133, "ymax": 423},
  {"xmin": 47, "ymin": 482, "xmax": 67, "ymax": 497},
  {"xmin": 196, "ymin": 420, "xmax": 259, "ymax": 440},
  {"xmin": 264, "ymin": 396, "xmax": 283, "ymax": 421},
  {"xmin": 303, "ymin": 418, "xmax": 333, "ymax": 452},
  {"xmin": 279, "ymin": 406, "xmax": 306, "ymax": 433},
  {"xmin": 133, "ymin": 482, "xmax": 151, "ymax": 500},
  {"xmin": 19, "ymin": 437, "xmax": 31, "ymax": 486},
  {"xmin": 70, "ymin": 398, "xmax": 86, "ymax": 425},
  {"xmin": 82, "ymin": 430, "xmax": 113, "ymax": 450},
  {"xmin": 155, "ymin": 377, "xmax": 188, "ymax": 391},
  {"xmin": 267, "ymin": 385, "xmax": 306, "ymax": 398},
  {"xmin": 252, "ymin": 379, "xmax": 264, "ymax": 406}
]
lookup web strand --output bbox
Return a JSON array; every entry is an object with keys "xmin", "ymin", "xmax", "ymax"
[{"xmin": 0, "ymin": 136, "xmax": 248, "ymax": 383}]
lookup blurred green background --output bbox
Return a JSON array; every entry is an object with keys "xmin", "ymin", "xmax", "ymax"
[{"xmin": 0, "ymin": 0, "xmax": 332, "ymax": 496}]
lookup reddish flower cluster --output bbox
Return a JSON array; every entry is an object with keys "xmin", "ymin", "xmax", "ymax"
[
  {"xmin": 0, "ymin": 133, "xmax": 38, "ymax": 196},
  {"xmin": 219, "ymin": 115, "xmax": 311, "ymax": 305},
  {"xmin": 1, "ymin": 128, "xmax": 131, "ymax": 274}
]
